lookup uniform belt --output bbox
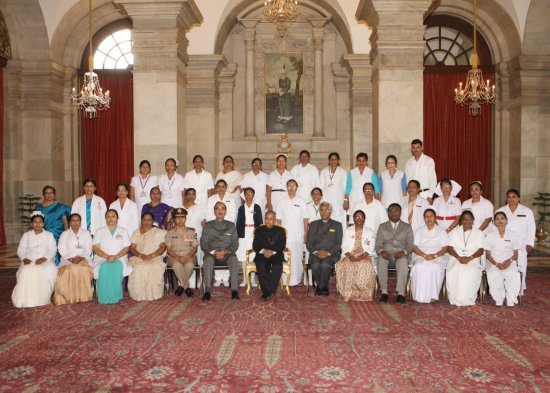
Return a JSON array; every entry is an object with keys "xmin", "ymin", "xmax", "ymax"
[
  {"xmin": 436, "ymin": 215, "xmax": 457, "ymax": 220},
  {"xmin": 245, "ymin": 224, "xmax": 255, "ymax": 227},
  {"xmin": 272, "ymin": 189, "xmax": 285, "ymax": 192}
]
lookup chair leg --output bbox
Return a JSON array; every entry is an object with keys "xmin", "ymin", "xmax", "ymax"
[
  {"xmin": 246, "ymin": 271, "xmax": 252, "ymax": 296},
  {"xmin": 479, "ymin": 270, "xmax": 486, "ymax": 304},
  {"xmin": 285, "ymin": 271, "xmax": 291, "ymax": 296},
  {"xmin": 518, "ymin": 271, "xmax": 523, "ymax": 305}
]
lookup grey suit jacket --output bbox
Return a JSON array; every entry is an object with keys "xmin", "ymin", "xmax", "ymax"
[
  {"xmin": 375, "ymin": 220, "xmax": 414, "ymax": 255},
  {"xmin": 306, "ymin": 219, "xmax": 343, "ymax": 259},
  {"xmin": 200, "ymin": 219, "xmax": 239, "ymax": 255}
]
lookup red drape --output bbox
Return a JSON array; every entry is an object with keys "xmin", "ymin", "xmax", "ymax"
[
  {"xmin": 82, "ymin": 72, "xmax": 134, "ymax": 205},
  {"xmin": 423, "ymin": 72, "xmax": 492, "ymax": 201},
  {"xmin": 0, "ymin": 65, "xmax": 5, "ymax": 245}
]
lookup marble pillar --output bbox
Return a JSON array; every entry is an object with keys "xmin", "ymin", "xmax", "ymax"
[
  {"xmin": 114, "ymin": 0, "xmax": 202, "ymax": 174},
  {"xmin": 356, "ymin": 0, "xmax": 433, "ymax": 173},
  {"xmin": 310, "ymin": 18, "xmax": 328, "ymax": 138},
  {"xmin": 239, "ymin": 19, "xmax": 259, "ymax": 139}
]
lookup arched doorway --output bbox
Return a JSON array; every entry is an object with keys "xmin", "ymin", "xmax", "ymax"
[
  {"xmin": 423, "ymin": 14, "xmax": 494, "ymax": 200},
  {"xmin": 79, "ymin": 20, "xmax": 134, "ymax": 204}
]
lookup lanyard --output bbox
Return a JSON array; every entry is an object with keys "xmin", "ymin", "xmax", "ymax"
[
  {"xmin": 139, "ymin": 174, "xmax": 150, "ymax": 191},
  {"xmin": 329, "ymin": 168, "xmax": 336, "ymax": 186},
  {"xmin": 463, "ymin": 229, "xmax": 472, "ymax": 248}
]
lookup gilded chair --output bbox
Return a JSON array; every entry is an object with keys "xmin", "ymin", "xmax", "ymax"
[
  {"xmin": 480, "ymin": 269, "xmax": 522, "ymax": 305},
  {"xmin": 245, "ymin": 248, "xmax": 291, "ymax": 296}
]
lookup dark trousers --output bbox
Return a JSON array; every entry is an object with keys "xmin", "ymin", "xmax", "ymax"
[
  {"xmin": 310, "ymin": 254, "xmax": 338, "ymax": 290},
  {"xmin": 255, "ymin": 255, "xmax": 283, "ymax": 296}
]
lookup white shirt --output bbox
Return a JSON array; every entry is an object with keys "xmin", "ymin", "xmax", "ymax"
[
  {"xmin": 216, "ymin": 170, "xmax": 243, "ymax": 201},
  {"xmin": 159, "ymin": 173, "xmax": 185, "ymax": 208},
  {"xmin": 16, "ymin": 230, "xmax": 58, "ymax": 281},
  {"xmin": 184, "ymin": 203, "xmax": 205, "ymax": 237},
  {"xmin": 349, "ymin": 198, "xmax": 388, "ymax": 233},
  {"xmin": 71, "ymin": 194, "xmax": 107, "ymax": 236},
  {"xmin": 400, "ymin": 195, "xmax": 430, "ymax": 233},
  {"xmin": 130, "ymin": 174, "xmax": 159, "ymax": 214},
  {"xmin": 341, "ymin": 225, "xmax": 375, "ymax": 255},
  {"xmin": 307, "ymin": 201, "xmax": 323, "ymax": 223},
  {"xmin": 241, "ymin": 170, "xmax": 269, "ymax": 212},
  {"xmin": 432, "ymin": 196, "xmax": 462, "ymax": 230},
  {"xmin": 346, "ymin": 166, "xmax": 378, "ymax": 209},
  {"xmin": 484, "ymin": 229, "xmax": 520, "ymax": 263},
  {"xmin": 92, "ymin": 226, "xmax": 132, "ymax": 278},
  {"xmin": 267, "ymin": 169, "xmax": 294, "ymax": 211},
  {"xmin": 496, "ymin": 204, "xmax": 536, "ymax": 248},
  {"xmin": 276, "ymin": 196, "xmax": 309, "ymax": 242},
  {"xmin": 58, "ymin": 227, "xmax": 93, "ymax": 268},
  {"xmin": 448, "ymin": 226, "xmax": 485, "ymax": 259},
  {"xmin": 412, "ymin": 225, "xmax": 449, "ymax": 264},
  {"xmin": 320, "ymin": 166, "xmax": 347, "ymax": 219},
  {"xmin": 404, "ymin": 153, "xmax": 437, "ymax": 198},
  {"xmin": 291, "ymin": 162, "xmax": 320, "ymax": 202},
  {"xmin": 379, "ymin": 169, "xmax": 406, "ymax": 208},
  {"xmin": 184, "ymin": 169, "xmax": 215, "ymax": 208},
  {"xmin": 109, "ymin": 198, "xmax": 140, "ymax": 238},
  {"xmin": 462, "ymin": 197, "xmax": 494, "ymax": 233},
  {"xmin": 205, "ymin": 193, "xmax": 238, "ymax": 223}
]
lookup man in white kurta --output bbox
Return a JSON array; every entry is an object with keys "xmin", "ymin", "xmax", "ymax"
[
  {"xmin": 404, "ymin": 139, "xmax": 437, "ymax": 202},
  {"xmin": 12, "ymin": 221, "xmax": 58, "ymax": 308},
  {"xmin": 184, "ymin": 155, "xmax": 215, "ymax": 208},
  {"xmin": 348, "ymin": 184, "xmax": 388, "ymax": 233},
  {"xmin": 400, "ymin": 180, "xmax": 430, "ymax": 233},
  {"xmin": 291, "ymin": 150, "xmax": 321, "ymax": 202},
  {"xmin": 276, "ymin": 180, "xmax": 309, "ymax": 286},
  {"xmin": 320, "ymin": 153, "xmax": 348, "ymax": 231},
  {"xmin": 240, "ymin": 158, "xmax": 269, "ymax": 214}
]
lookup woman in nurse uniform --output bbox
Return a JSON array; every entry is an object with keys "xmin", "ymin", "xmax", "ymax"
[
  {"xmin": 92, "ymin": 209, "xmax": 132, "ymax": 304},
  {"xmin": 276, "ymin": 179, "xmax": 309, "ymax": 286},
  {"xmin": 266, "ymin": 154, "xmax": 294, "ymax": 212},
  {"xmin": 184, "ymin": 155, "xmax": 215, "ymax": 208},
  {"xmin": 71, "ymin": 178, "xmax": 107, "ymax": 236},
  {"xmin": 320, "ymin": 152, "xmax": 347, "ymax": 230},
  {"xmin": 109, "ymin": 183, "xmax": 140, "ymax": 237},
  {"xmin": 461, "ymin": 181, "xmax": 493, "ymax": 233},
  {"xmin": 306, "ymin": 188, "xmax": 324, "ymax": 223},
  {"xmin": 236, "ymin": 188, "xmax": 263, "ymax": 287},
  {"xmin": 240, "ymin": 158, "xmax": 268, "ymax": 214},
  {"xmin": 432, "ymin": 179, "xmax": 462, "ymax": 233},
  {"xmin": 12, "ymin": 212, "xmax": 57, "ymax": 308},
  {"xmin": 379, "ymin": 155, "xmax": 407, "ymax": 209},
  {"xmin": 495, "ymin": 189, "xmax": 536, "ymax": 293},
  {"xmin": 484, "ymin": 211, "xmax": 521, "ymax": 306},
  {"xmin": 159, "ymin": 158, "xmax": 185, "ymax": 209},
  {"xmin": 216, "ymin": 155, "xmax": 243, "ymax": 202},
  {"xmin": 344, "ymin": 152, "xmax": 380, "ymax": 213},
  {"xmin": 130, "ymin": 160, "xmax": 159, "ymax": 214},
  {"xmin": 400, "ymin": 180, "xmax": 430, "ymax": 233}
]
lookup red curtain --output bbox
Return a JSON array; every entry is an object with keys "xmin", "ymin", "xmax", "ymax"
[
  {"xmin": 423, "ymin": 71, "xmax": 492, "ymax": 201},
  {"xmin": 82, "ymin": 72, "xmax": 134, "ymax": 205},
  {"xmin": 0, "ymin": 65, "xmax": 5, "ymax": 245}
]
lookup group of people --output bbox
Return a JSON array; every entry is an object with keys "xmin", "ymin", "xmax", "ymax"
[{"xmin": 11, "ymin": 139, "xmax": 536, "ymax": 308}]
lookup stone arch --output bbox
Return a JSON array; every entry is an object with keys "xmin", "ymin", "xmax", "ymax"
[
  {"xmin": 214, "ymin": 0, "xmax": 353, "ymax": 54},
  {"xmin": 523, "ymin": 0, "xmax": 550, "ymax": 55},
  {"xmin": 49, "ymin": 0, "xmax": 130, "ymax": 69},
  {"xmin": 0, "ymin": 0, "xmax": 49, "ymax": 61},
  {"xmin": 430, "ymin": 0, "xmax": 521, "ymax": 64}
]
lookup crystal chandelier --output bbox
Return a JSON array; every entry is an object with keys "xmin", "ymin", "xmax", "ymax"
[
  {"xmin": 454, "ymin": 0, "xmax": 495, "ymax": 116},
  {"xmin": 71, "ymin": 0, "xmax": 110, "ymax": 119},
  {"xmin": 264, "ymin": 0, "xmax": 299, "ymax": 37}
]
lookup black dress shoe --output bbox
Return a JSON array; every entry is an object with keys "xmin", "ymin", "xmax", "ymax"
[
  {"xmin": 314, "ymin": 288, "xmax": 322, "ymax": 296},
  {"xmin": 202, "ymin": 292, "xmax": 211, "ymax": 301},
  {"xmin": 396, "ymin": 295, "xmax": 406, "ymax": 304},
  {"xmin": 265, "ymin": 293, "xmax": 274, "ymax": 301},
  {"xmin": 261, "ymin": 294, "xmax": 268, "ymax": 301},
  {"xmin": 379, "ymin": 294, "xmax": 389, "ymax": 303},
  {"xmin": 184, "ymin": 288, "xmax": 194, "ymax": 298},
  {"xmin": 321, "ymin": 288, "xmax": 329, "ymax": 297},
  {"xmin": 174, "ymin": 286, "xmax": 184, "ymax": 296},
  {"xmin": 231, "ymin": 290, "xmax": 240, "ymax": 300}
]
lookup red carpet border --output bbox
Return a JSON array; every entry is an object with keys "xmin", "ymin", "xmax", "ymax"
[{"xmin": 0, "ymin": 272, "xmax": 549, "ymax": 392}]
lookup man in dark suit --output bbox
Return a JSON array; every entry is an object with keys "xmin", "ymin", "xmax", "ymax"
[
  {"xmin": 375, "ymin": 203, "xmax": 415, "ymax": 304},
  {"xmin": 253, "ymin": 210, "xmax": 287, "ymax": 301},
  {"xmin": 306, "ymin": 202, "xmax": 343, "ymax": 296},
  {"xmin": 201, "ymin": 202, "xmax": 240, "ymax": 301}
]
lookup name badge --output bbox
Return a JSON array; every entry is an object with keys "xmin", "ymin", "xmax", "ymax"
[
  {"xmin": 167, "ymin": 192, "xmax": 173, "ymax": 198},
  {"xmin": 76, "ymin": 244, "xmax": 82, "ymax": 249},
  {"xmin": 460, "ymin": 249, "xmax": 468, "ymax": 256},
  {"xmin": 116, "ymin": 234, "xmax": 123, "ymax": 240},
  {"xmin": 225, "ymin": 233, "xmax": 232, "ymax": 236},
  {"xmin": 328, "ymin": 184, "xmax": 333, "ymax": 188},
  {"xmin": 504, "ymin": 239, "xmax": 511, "ymax": 242},
  {"xmin": 294, "ymin": 204, "xmax": 300, "ymax": 208},
  {"xmin": 518, "ymin": 214, "xmax": 526, "ymax": 217},
  {"xmin": 140, "ymin": 191, "xmax": 146, "ymax": 198}
]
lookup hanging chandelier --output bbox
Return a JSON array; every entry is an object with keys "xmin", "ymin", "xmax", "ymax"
[
  {"xmin": 71, "ymin": 0, "xmax": 110, "ymax": 119},
  {"xmin": 263, "ymin": 0, "xmax": 299, "ymax": 37},
  {"xmin": 454, "ymin": 0, "xmax": 495, "ymax": 116}
]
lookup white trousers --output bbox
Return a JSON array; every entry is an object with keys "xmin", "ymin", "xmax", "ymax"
[
  {"xmin": 517, "ymin": 249, "xmax": 527, "ymax": 291},
  {"xmin": 486, "ymin": 262, "xmax": 520, "ymax": 306},
  {"xmin": 286, "ymin": 240, "xmax": 304, "ymax": 286}
]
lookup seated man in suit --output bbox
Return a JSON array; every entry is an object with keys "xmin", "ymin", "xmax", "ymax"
[
  {"xmin": 201, "ymin": 202, "xmax": 240, "ymax": 301},
  {"xmin": 253, "ymin": 210, "xmax": 287, "ymax": 301},
  {"xmin": 306, "ymin": 202, "xmax": 343, "ymax": 296},
  {"xmin": 375, "ymin": 203, "xmax": 415, "ymax": 304}
]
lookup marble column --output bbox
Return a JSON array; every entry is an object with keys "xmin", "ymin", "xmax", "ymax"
[
  {"xmin": 356, "ymin": 0, "xmax": 434, "ymax": 171},
  {"xmin": 114, "ymin": 0, "xmax": 202, "ymax": 172},
  {"xmin": 185, "ymin": 55, "xmax": 228, "ymax": 171},
  {"xmin": 332, "ymin": 63, "xmax": 352, "ymax": 169},
  {"xmin": 218, "ymin": 63, "xmax": 237, "ymax": 156},
  {"xmin": 341, "ymin": 54, "xmax": 372, "ymax": 169},
  {"xmin": 239, "ymin": 19, "xmax": 259, "ymax": 138},
  {"xmin": 310, "ymin": 18, "xmax": 328, "ymax": 138}
]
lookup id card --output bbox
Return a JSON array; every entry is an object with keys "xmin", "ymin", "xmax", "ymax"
[{"xmin": 140, "ymin": 191, "xmax": 146, "ymax": 198}]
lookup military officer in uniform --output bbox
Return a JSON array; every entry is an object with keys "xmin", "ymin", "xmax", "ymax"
[
  {"xmin": 200, "ymin": 202, "xmax": 240, "ymax": 301},
  {"xmin": 252, "ymin": 210, "xmax": 287, "ymax": 301},
  {"xmin": 306, "ymin": 202, "xmax": 343, "ymax": 296}
]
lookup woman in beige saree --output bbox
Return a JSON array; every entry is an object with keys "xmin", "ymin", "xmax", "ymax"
[
  {"xmin": 54, "ymin": 213, "xmax": 94, "ymax": 305},
  {"xmin": 336, "ymin": 210, "xmax": 377, "ymax": 301},
  {"xmin": 128, "ymin": 213, "xmax": 167, "ymax": 301}
]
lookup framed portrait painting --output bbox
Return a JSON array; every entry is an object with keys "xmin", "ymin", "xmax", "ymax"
[{"xmin": 265, "ymin": 52, "xmax": 303, "ymax": 134}]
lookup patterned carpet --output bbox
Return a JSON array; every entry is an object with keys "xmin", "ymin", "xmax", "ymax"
[{"xmin": 0, "ymin": 270, "xmax": 549, "ymax": 393}]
